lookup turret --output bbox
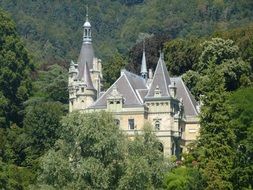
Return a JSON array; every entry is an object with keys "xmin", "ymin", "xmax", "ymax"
[
  {"xmin": 76, "ymin": 61, "xmax": 97, "ymax": 109},
  {"xmin": 68, "ymin": 60, "xmax": 78, "ymax": 84}
]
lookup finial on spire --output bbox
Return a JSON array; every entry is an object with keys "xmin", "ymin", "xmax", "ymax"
[
  {"xmin": 159, "ymin": 49, "xmax": 164, "ymax": 60},
  {"xmin": 86, "ymin": 5, "xmax": 89, "ymax": 22},
  {"xmin": 143, "ymin": 39, "xmax": 145, "ymax": 52}
]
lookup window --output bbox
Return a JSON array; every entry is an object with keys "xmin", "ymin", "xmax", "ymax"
[
  {"xmin": 155, "ymin": 121, "xmax": 160, "ymax": 130},
  {"xmin": 114, "ymin": 119, "xmax": 120, "ymax": 126},
  {"xmin": 81, "ymin": 87, "xmax": 84, "ymax": 92},
  {"xmin": 128, "ymin": 119, "xmax": 135, "ymax": 130},
  {"xmin": 171, "ymin": 143, "xmax": 175, "ymax": 155}
]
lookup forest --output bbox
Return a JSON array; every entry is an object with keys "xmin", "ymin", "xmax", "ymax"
[{"xmin": 0, "ymin": 0, "xmax": 253, "ymax": 189}]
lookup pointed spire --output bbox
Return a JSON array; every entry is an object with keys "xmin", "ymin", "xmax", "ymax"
[
  {"xmin": 83, "ymin": 5, "xmax": 92, "ymax": 44},
  {"xmin": 82, "ymin": 61, "xmax": 95, "ymax": 90},
  {"xmin": 140, "ymin": 40, "xmax": 148, "ymax": 79},
  {"xmin": 145, "ymin": 50, "xmax": 171, "ymax": 99},
  {"xmin": 77, "ymin": 6, "xmax": 94, "ymax": 79}
]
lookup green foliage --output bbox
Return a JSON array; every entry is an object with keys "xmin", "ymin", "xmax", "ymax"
[
  {"xmin": 119, "ymin": 124, "xmax": 169, "ymax": 189},
  {"xmin": 190, "ymin": 64, "xmax": 236, "ymax": 189},
  {"xmin": 164, "ymin": 37, "xmax": 202, "ymax": 76},
  {"xmin": 103, "ymin": 52, "xmax": 127, "ymax": 89},
  {"xmin": 184, "ymin": 38, "xmax": 252, "ymax": 98},
  {"xmin": 197, "ymin": 38, "xmax": 239, "ymax": 72},
  {"xmin": 1, "ymin": 0, "xmax": 253, "ymax": 71},
  {"xmin": 0, "ymin": 159, "xmax": 35, "ymax": 190},
  {"xmin": 0, "ymin": 9, "xmax": 33, "ymax": 127},
  {"xmin": 163, "ymin": 167, "xmax": 204, "ymax": 190},
  {"xmin": 33, "ymin": 64, "xmax": 68, "ymax": 103},
  {"xmin": 37, "ymin": 111, "xmax": 126, "ymax": 189},
  {"xmin": 127, "ymin": 35, "xmax": 169, "ymax": 74},
  {"xmin": 228, "ymin": 88, "xmax": 253, "ymax": 189},
  {"xmin": 22, "ymin": 102, "xmax": 65, "ymax": 165},
  {"xmin": 36, "ymin": 113, "xmax": 171, "ymax": 189}
]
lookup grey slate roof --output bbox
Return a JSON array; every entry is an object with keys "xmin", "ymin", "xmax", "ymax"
[
  {"xmin": 136, "ymin": 89, "xmax": 149, "ymax": 103},
  {"xmin": 82, "ymin": 61, "xmax": 95, "ymax": 90},
  {"xmin": 89, "ymin": 55, "xmax": 198, "ymax": 117},
  {"xmin": 90, "ymin": 71, "xmax": 143, "ymax": 108},
  {"xmin": 77, "ymin": 43, "xmax": 94, "ymax": 79},
  {"xmin": 123, "ymin": 70, "xmax": 147, "ymax": 90},
  {"xmin": 145, "ymin": 53, "xmax": 171, "ymax": 98},
  {"xmin": 171, "ymin": 77, "xmax": 198, "ymax": 116}
]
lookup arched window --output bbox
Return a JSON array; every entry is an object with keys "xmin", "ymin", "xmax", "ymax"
[
  {"xmin": 158, "ymin": 142, "xmax": 164, "ymax": 152},
  {"xmin": 114, "ymin": 119, "xmax": 120, "ymax": 126},
  {"xmin": 85, "ymin": 29, "xmax": 88, "ymax": 36},
  {"xmin": 155, "ymin": 121, "xmax": 160, "ymax": 130}
]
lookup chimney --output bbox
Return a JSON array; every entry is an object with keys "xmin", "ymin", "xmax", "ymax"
[
  {"xmin": 169, "ymin": 82, "xmax": 177, "ymax": 98},
  {"xmin": 148, "ymin": 69, "xmax": 153, "ymax": 79}
]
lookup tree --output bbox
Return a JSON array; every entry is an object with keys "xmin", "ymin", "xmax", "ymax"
[
  {"xmin": 0, "ymin": 9, "xmax": 33, "ymax": 127},
  {"xmin": 33, "ymin": 64, "xmax": 68, "ymax": 103},
  {"xmin": 164, "ymin": 37, "xmax": 202, "ymax": 76},
  {"xmin": 103, "ymin": 52, "xmax": 127, "ymax": 89},
  {"xmin": 118, "ymin": 124, "xmax": 169, "ymax": 189},
  {"xmin": 228, "ymin": 88, "xmax": 253, "ymax": 189},
  {"xmin": 22, "ymin": 101, "xmax": 65, "ymax": 165},
  {"xmin": 126, "ymin": 35, "xmax": 170, "ymax": 74},
  {"xmin": 190, "ymin": 63, "xmax": 236, "ymax": 189},
  {"xmin": 184, "ymin": 38, "xmax": 252, "ymax": 97},
  {"xmin": 36, "ymin": 112, "xmax": 126, "ymax": 189},
  {"xmin": 163, "ymin": 167, "xmax": 204, "ymax": 190},
  {"xmin": 36, "ymin": 113, "xmax": 172, "ymax": 189}
]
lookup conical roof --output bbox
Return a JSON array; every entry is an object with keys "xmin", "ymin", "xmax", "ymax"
[
  {"xmin": 145, "ymin": 52, "xmax": 171, "ymax": 98},
  {"xmin": 82, "ymin": 61, "xmax": 95, "ymax": 90},
  {"xmin": 77, "ymin": 12, "xmax": 94, "ymax": 79}
]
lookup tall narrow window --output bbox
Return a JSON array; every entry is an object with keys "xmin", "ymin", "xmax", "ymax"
[
  {"xmin": 171, "ymin": 143, "xmax": 175, "ymax": 155},
  {"xmin": 128, "ymin": 119, "xmax": 135, "ymax": 130},
  {"xmin": 155, "ymin": 121, "xmax": 160, "ymax": 130}
]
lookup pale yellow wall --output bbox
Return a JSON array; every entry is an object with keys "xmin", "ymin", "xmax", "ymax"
[{"xmin": 181, "ymin": 116, "xmax": 200, "ymax": 152}]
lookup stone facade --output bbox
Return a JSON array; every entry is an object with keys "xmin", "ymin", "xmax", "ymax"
[{"xmin": 68, "ymin": 15, "xmax": 200, "ymax": 157}]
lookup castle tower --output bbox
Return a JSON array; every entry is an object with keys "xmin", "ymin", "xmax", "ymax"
[
  {"xmin": 77, "ymin": 7, "xmax": 102, "ymax": 96},
  {"xmin": 69, "ymin": 8, "xmax": 102, "ymax": 112}
]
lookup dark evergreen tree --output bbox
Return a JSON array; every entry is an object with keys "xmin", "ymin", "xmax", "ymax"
[{"xmin": 0, "ymin": 9, "xmax": 33, "ymax": 127}]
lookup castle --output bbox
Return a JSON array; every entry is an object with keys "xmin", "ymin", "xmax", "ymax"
[{"xmin": 68, "ymin": 13, "xmax": 200, "ymax": 157}]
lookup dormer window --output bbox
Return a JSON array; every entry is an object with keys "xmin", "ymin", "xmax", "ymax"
[{"xmin": 154, "ymin": 85, "xmax": 161, "ymax": 97}]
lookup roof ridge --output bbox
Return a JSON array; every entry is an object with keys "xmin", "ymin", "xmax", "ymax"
[
  {"xmin": 160, "ymin": 58, "xmax": 170, "ymax": 96},
  {"xmin": 123, "ymin": 74, "xmax": 142, "ymax": 104},
  {"xmin": 91, "ymin": 74, "xmax": 124, "ymax": 107}
]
